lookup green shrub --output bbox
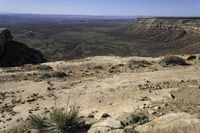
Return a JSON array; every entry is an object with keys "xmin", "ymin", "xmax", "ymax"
[
  {"xmin": 51, "ymin": 71, "xmax": 67, "ymax": 78},
  {"xmin": 128, "ymin": 112, "xmax": 149, "ymax": 125},
  {"xmin": 37, "ymin": 65, "xmax": 52, "ymax": 71},
  {"xmin": 39, "ymin": 72, "xmax": 52, "ymax": 79},
  {"xmin": 39, "ymin": 71, "xmax": 67, "ymax": 79},
  {"xmin": 159, "ymin": 56, "xmax": 187, "ymax": 66},
  {"xmin": 128, "ymin": 59, "xmax": 151, "ymax": 69},
  {"xmin": 29, "ymin": 106, "xmax": 79, "ymax": 133}
]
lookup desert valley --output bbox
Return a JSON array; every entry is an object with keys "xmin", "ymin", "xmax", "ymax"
[{"xmin": 0, "ymin": 15, "xmax": 200, "ymax": 133}]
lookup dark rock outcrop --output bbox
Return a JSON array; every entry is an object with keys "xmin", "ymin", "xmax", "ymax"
[{"xmin": 0, "ymin": 29, "xmax": 46, "ymax": 67}]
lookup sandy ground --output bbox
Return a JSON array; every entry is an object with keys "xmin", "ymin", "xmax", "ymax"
[{"xmin": 1, "ymin": 56, "xmax": 200, "ymax": 131}]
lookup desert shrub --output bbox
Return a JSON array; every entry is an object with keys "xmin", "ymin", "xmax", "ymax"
[
  {"xmin": 39, "ymin": 71, "xmax": 67, "ymax": 79},
  {"xmin": 159, "ymin": 56, "xmax": 187, "ymax": 66},
  {"xmin": 29, "ymin": 105, "xmax": 79, "ymax": 133},
  {"xmin": 128, "ymin": 59, "xmax": 151, "ymax": 69},
  {"xmin": 39, "ymin": 72, "xmax": 52, "ymax": 79},
  {"xmin": 37, "ymin": 65, "xmax": 52, "ymax": 71},
  {"xmin": 51, "ymin": 71, "xmax": 67, "ymax": 78},
  {"xmin": 128, "ymin": 112, "xmax": 149, "ymax": 125}
]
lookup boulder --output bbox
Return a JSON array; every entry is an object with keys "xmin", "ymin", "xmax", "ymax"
[
  {"xmin": 136, "ymin": 112, "xmax": 200, "ymax": 133},
  {"xmin": 88, "ymin": 117, "xmax": 125, "ymax": 133}
]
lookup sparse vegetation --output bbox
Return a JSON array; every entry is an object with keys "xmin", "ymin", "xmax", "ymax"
[
  {"xmin": 29, "ymin": 105, "xmax": 79, "ymax": 133},
  {"xmin": 40, "ymin": 72, "xmax": 52, "ymax": 79},
  {"xmin": 37, "ymin": 65, "xmax": 53, "ymax": 71},
  {"xmin": 128, "ymin": 59, "xmax": 151, "ymax": 69},
  {"xmin": 127, "ymin": 112, "xmax": 149, "ymax": 125},
  {"xmin": 51, "ymin": 71, "xmax": 67, "ymax": 78},
  {"xmin": 159, "ymin": 56, "xmax": 187, "ymax": 66},
  {"xmin": 40, "ymin": 71, "xmax": 67, "ymax": 79}
]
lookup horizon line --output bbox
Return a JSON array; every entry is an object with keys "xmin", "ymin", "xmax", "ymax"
[{"xmin": 0, "ymin": 12, "xmax": 200, "ymax": 18}]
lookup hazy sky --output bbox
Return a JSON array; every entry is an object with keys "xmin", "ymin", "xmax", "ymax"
[{"xmin": 0, "ymin": 0, "xmax": 200, "ymax": 16}]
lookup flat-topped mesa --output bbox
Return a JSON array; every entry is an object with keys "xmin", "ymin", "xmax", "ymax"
[
  {"xmin": 133, "ymin": 18, "xmax": 200, "ymax": 33},
  {"xmin": 131, "ymin": 18, "xmax": 200, "ymax": 40},
  {"xmin": 131, "ymin": 18, "xmax": 200, "ymax": 56},
  {"xmin": 0, "ymin": 29, "xmax": 46, "ymax": 67}
]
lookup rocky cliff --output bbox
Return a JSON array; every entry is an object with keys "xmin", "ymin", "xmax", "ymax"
[
  {"xmin": 0, "ymin": 29, "xmax": 46, "ymax": 67},
  {"xmin": 131, "ymin": 18, "xmax": 200, "ymax": 56}
]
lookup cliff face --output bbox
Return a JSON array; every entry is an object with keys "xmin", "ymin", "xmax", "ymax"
[
  {"xmin": 131, "ymin": 18, "xmax": 200, "ymax": 56},
  {"xmin": 0, "ymin": 29, "xmax": 46, "ymax": 67}
]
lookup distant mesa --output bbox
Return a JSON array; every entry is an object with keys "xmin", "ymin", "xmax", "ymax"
[{"xmin": 0, "ymin": 28, "xmax": 46, "ymax": 67}]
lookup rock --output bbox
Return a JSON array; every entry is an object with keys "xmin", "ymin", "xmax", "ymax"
[
  {"xmin": 88, "ymin": 127, "xmax": 111, "ymax": 133},
  {"xmin": 148, "ymin": 110, "xmax": 156, "ymax": 115},
  {"xmin": 101, "ymin": 113, "xmax": 110, "ymax": 118},
  {"xmin": 169, "ymin": 93, "xmax": 175, "ymax": 99},
  {"xmin": 153, "ymin": 106, "xmax": 161, "ymax": 110},
  {"xmin": 88, "ymin": 113, "xmax": 95, "ymax": 118},
  {"xmin": 30, "ymin": 129, "xmax": 40, "ymax": 133},
  {"xmin": 0, "ymin": 29, "xmax": 46, "ymax": 67},
  {"xmin": 88, "ymin": 117, "xmax": 125, "ymax": 133},
  {"xmin": 187, "ymin": 55, "xmax": 197, "ymax": 60},
  {"xmin": 92, "ymin": 117, "xmax": 124, "ymax": 129},
  {"xmin": 27, "ymin": 98, "xmax": 37, "ymax": 103},
  {"xmin": 136, "ymin": 112, "xmax": 200, "ymax": 133},
  {"xmin": 88, "ymin": 127, "xmax": 126, "ymax": 133}
]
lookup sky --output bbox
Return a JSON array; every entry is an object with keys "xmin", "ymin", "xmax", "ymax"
[{"xmin": 0, "ymin": 0, "xmax": 200, "ymax": 16}]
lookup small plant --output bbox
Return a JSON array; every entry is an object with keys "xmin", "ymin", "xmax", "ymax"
[
  {"xmin": 37, "ymin": 65, "xmax": 53, "ymax": 71},
  {"xmin": 128, "ymin": 59, "xmax": 151, "ymax": 69},
  {"xmin": 40, "ymin": 72, "xmax": 52, "ymax": 79},
  {"xmin": 128, "ymin": 112, "xmax": 149, "ymax": 125},
  {"xmin": 29, "ymin": 105, "xmax": 79, "ymax": 133},
  {"xmin": 40, "ymin": 71, "xmax": 67, "ymax": 79},
  {"xmin": 159, "ymin": 56, "xmax": 187, "ymax": 66},
  {"xmin": 51, "ymin": 71, "xmax": 67, "ymax": 78}
]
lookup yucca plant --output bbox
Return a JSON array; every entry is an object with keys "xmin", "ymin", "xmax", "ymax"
[
  {"xmin": 29, "ymin": 114, "xmax": 48, "ymax": 132},
  {"xmin": 29, "ymin": 105, "xmax": 78, "ymax": 133}
]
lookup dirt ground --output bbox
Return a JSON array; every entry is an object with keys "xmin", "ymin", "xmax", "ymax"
[{"xmin": 1, "ymin": 56, "xmax": 200, "ymax": 131}]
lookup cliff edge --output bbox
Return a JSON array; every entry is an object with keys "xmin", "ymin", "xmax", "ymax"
[{"xmin": 0, "ymin": 29, "xmax": 46, "ymax": 67}]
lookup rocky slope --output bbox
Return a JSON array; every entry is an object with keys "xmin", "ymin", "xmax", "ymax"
[
  {"xmin": 131, "ymin": 18, "xmax": 200, "ymax": 56},
  {"xmin": 1, "ymin": 55, "xmax": 200, "ymax": 132},
  {"xmin": 0, "ymin": 29, "xmax": 46, "ymax": 67}
]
